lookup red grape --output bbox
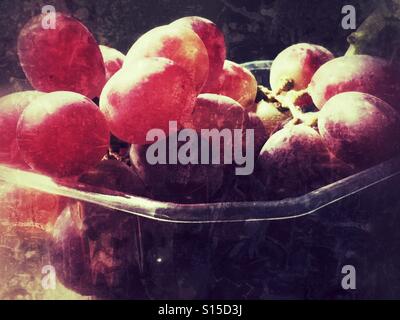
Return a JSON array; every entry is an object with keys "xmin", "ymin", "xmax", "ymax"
[
  {"xmin": 270, "ymin": 43, "xmax": 334, "ymax": 92},
  {"xmin": 318, "ymin": 92, "xmax": 400, "ymax": 169},
  {"xmin": 308, "ymin": 55, "xmax": 400, "ymax": 110},
  {"xmin": 16, "ymin": 91, "xmax": 110, "ymax": 178},
  {"xmin": 125, "ymin": 24, "xmax": 209, "ymax": 92},
  {"xmin": 188, "ymin": 93, "xmax": 246, "ymax": 132},
  {"xmin": 50, "ymin": 159, "xmax": 150, "ymax": 298},
  {"xmin": 184, "ymin": 93, "xmax": 246, "ymax": 164},
  {"xmin": 99, "ymin": 45, "xmax": 125, "ymax": 82},
  {"xmin": 0, "ymin": 91, "xmax": 44, "ymax": 167},
  {"xmin": 100, "ymin": 57, "xmax": 196, "ymax": 145},
  {"xmin": 51, "ymin": 207, "xmax": 144, "ymax": 298},
  {"xmin": 206, "ymin": 60, "xmax": 257, "ymax": 111},
  {"xmin": 17, "ymin": 13, "xmax": 106, "ymax": 99},
  {"xmin": 170, "ymin": 16, "xmax": 226, "ymax": 93},
  {"xmin": 259, "ymin": 124, "xmax": 350, "ymax": 199}
]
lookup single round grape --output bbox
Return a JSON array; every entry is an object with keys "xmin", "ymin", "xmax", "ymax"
[
  {"xmin": 17, "ymin": 91, "xmax": 110, "ymax": 178},
  {"xmin": 99, "ymin": 45, "xmax": 125, "ymax": 82},
  {"xmin": 270, "ymin": 43, "xmax": 334, "ymax": 92},
  {"xmin": 308, "ymin": 55, "xmax": 400, "ymax": 110},
  {"xmin": 170, "ymin": 16, "xmax": 226, "ymax": 93},
  {"xmin": 100, "ymin": 57, "xmax": 196, "ymax": 145},
  {"xmin": 129, "ymin": 135, "xmax": 224, "ymax": 203},
  {"xmin": 125, "ymin": 24, "xmax": 209, "ymax": 92},
  {"xmin": 259, "ymin": 124, "xmax": 350, "ymax": 199},
  {"xmin": 0, "ymin": 91, "xmax": 44, "ymax": 167},
  {"xmin": 185, "ymin": 93, "xmax": 246, "ymax": 164},
  {"xmin": 206, "ymin": 60, "xmax": 258, "ymax": 111},
  {"xmin": 50, "ymin": 160, "xmax": 148, "ymax": 298},
  {"xmin": 51, "ymin": 202, "xmax": 145, "ymax": 299},
  {"xmin": 318, "ymin": 92, "xmax": 400, "ymax": 169},
  {"xmin": 17, "ymin": 13, "xmax": 105, "ymax": 99}
]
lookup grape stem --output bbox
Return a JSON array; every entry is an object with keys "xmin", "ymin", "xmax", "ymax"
[
  {"xmin": 258, "ymin": 84, "xmax": 319, "ymax": 127},
  {"xmin": 276, "ymin": 93, "xmax": 318, "ymax": 127},
  {"xmin": 345, "ymin": 0, "xmax": 400, "ymax": 62}
]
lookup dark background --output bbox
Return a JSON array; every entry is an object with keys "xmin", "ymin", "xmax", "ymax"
[{"xmin": 0, "ymin": 0, "xmax": 378, "ymax": 95}]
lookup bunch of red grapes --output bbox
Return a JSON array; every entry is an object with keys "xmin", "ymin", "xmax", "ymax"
[
  {"xmin": 1, "ymin": 11, "xmax": 400, "ymax": 298},
  {"xmin": 258, "ymin": 44, "xmax": 400, "ymax": 199}
]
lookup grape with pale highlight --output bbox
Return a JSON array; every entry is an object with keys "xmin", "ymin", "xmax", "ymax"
[
  {"xmin": 125, "ymin": 24, "xmax": 209, "ymax": 92},
  {"xmin": 259, "ymin": 124, "xmax": 351, "ymax": 199},
  {"xmin": 17, "ymin": 91, "xmax": 110, "ymax": 178},
  {"xmin": 186, "ymin": 93, "xmax": 246, "ymax": 163},
  {"xmin": 318, "ymin": 92, "xmax": 400, "ymax": 170},
  {"xmin": 171, "ymin": 16, "xmax": 226, "ymax": 93},
  {"xmin": 100, "ymin": 57, "xmax": 196, "ymax": 145},
  {"xmin": 17, "ymin": 13, "xmax": 105, "ymax": 99},
  {"xmin": 189, "ymin": 93, "xmax": 246, "ymax": 132},
  {"xmin": 99, "ymin": 45, "xmax": 125, "ymax": 82},
  {"xmin": 206, "ymin": 60, "xmax": 257, "ymax": 111},
  {"xmin": 270, "ymin": 43, "xmax": 334, "ymax": 92},
  {"xmin": 308, "ymin": 55, "xmax": 400, "ymax": 110},
  {"xmin": 0, "ymin": 91, "xmax": 44, "ymax": 167}
]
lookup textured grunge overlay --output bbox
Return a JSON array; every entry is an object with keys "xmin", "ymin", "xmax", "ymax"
[
  {"xmin": 2, "ymin": 0, "xmax": 400, "ymax": 300},
  {"xmin": 0, "ymin": 0, "xmax": 378, "ymax": 96}
]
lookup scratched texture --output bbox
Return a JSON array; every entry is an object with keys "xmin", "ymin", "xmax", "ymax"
[
  {"xmin": 1, "ymin": 0, "xmax": 400, "ymax": 300},
  {"xmin": 0, "ymin": 0, "xmax": 377, "ymax": 95}
]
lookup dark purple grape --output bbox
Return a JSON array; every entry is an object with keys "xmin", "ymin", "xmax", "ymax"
[
  {"xmin": 129, "ymin": 134, "xmax": 224, "ymax": 203},
  {"xmin": 50, "ymin": 160, "xmax": 148, "ymax": 298},
  {"xmin": 78, "ymin": 160, "xmax": 147, "ymax": 196}
]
